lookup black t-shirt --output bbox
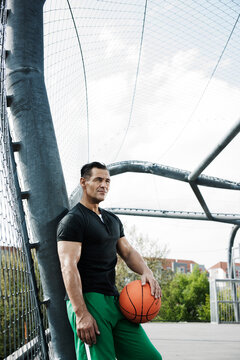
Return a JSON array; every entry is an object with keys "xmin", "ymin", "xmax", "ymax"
[{"xmin": 57, "ymin": 202, "xmax": 124, "ymax": 297}]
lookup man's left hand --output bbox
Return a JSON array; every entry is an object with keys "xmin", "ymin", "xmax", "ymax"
[{"xmin": 141, "ymin": 271, "xmax": 162, "ymax": 299}]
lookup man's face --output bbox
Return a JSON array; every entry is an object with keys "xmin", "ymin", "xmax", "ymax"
[{"xmin": 81, "ymin": 168, "xmax": 110, "ymax": 204}]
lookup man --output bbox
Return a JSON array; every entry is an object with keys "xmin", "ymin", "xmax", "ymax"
[{"xmin": 57, "ymin": 162, "xmax": 162, "ymax": 360}]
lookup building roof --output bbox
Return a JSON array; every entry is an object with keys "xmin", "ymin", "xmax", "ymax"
[
  {"xmin": 162, "ymin": 258, "xmax": 197, "ymax": 272},
  {"xmin": 209, "ymin": 261, "xmax": 228, "ymax": 272},
  {"xmin": 209, "ymin": 261, "xmax": 240, "ymax": 272}
]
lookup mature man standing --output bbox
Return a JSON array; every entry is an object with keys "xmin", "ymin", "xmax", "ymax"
[{"xmin": 57, "ymin": 162, "xmax": 162, "ymax": 360}]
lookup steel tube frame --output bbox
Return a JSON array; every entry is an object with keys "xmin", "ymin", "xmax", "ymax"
[
  {"xmin": 107, "ymin": 119, "xmax": 240, "ymax": 325},
  {"xmin": 189, "ymin": 183, "xmax": 213, "ymax": 219},
  {"xmin": 189, "ymin": 118, "xmax": 240, "ymax": 181},
  {"xmin": 106, "ymin": 117, "xmax": 240, "ymax": 234},
  {"xmin": 214, "ymin": 280, "xmax": 220, "ymax": 324},
  {"xmin": 228, "ymin": 226, "xmax": 240, "ymax": 278},
  {"xmin": 227, "ymin": 226, "xmax": 240, "ymax": 323},
  {"xmin": 187, "ymin": 118, "xmax": 240, "ymax": 220},
  {"xmin": 2, "ymin": 2, "xmax": 48, "ymax": 357},
  {"xmin": 6, "ymin": 1, "xmax": 75, "ymax": 359},
  {"xmin": 106, "ymin": 207, "xmax": 240, "ymax": 225},
  {"xmin": 70, "ymin": 159, "xmax": 240, "ymax": 219},
  {"xmin": 188, "ymin": 119, "xmax": 240, "ymax": 322},
  {"xmin": 106, "ymin": 159, "xmax": 240, "ymax": 224},
  {"xmin": 108, "ymin": 160, "xmax": 240, "ymax": 190}
]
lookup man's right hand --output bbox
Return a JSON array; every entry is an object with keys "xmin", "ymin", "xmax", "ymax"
[{"xmin": 76, "ymin": 310, "xmax": 100, "ymax": 346}]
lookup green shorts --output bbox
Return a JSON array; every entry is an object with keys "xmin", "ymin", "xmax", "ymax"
[{"xmin": 66, "ymin": 293, "xmax": 162, "ymax": 360}]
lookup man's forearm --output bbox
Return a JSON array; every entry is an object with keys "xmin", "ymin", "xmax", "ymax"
[
  {"xmin": 123, "ymin": 248, "xmax": 161, "ymax": 298},
  {"xmin": 61, "ymin": 264, "xmax": 87, "ymax": 316},
  {"xmin": 124, "ymin": 248, "xmax": 152, "ymax": 276}
]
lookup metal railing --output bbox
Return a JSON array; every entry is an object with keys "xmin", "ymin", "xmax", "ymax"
[{"xmin": 210, "ymin": 279, "xmax": 240, "ymax": 324}]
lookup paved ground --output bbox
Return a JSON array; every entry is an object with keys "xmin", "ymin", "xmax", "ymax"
[{"xmin": 143, "ymin": 322, "xmax": 240, "ymax": 360}]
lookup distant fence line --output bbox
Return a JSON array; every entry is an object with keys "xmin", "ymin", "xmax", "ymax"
[
  {"xmin": 210, "ymin": 279, "xmax": 240, "ymax": 324},
  {"xmin": 210, "ymin": 245, "xmax": 240, "ymax": 324},
  {"xmin": 0, "ymin": 0, "xmax": 51, "ymax": 358}
]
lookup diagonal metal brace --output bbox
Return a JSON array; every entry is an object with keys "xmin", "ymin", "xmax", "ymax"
[{"xmin": 189, "ymin": 182, "xmax": 213, "ymax": 219}]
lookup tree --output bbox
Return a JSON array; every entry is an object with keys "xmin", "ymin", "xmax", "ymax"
[{"xmin": 157, "ymin": 265, "xmax": 210, "ymax": 322}]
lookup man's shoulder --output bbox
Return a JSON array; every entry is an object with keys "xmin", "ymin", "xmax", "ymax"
[
  {"xmin": 60, "ymin": 203, "xmax": 87, "ymax": 225},
  {"xmin": 57, "ymin": 204, "xmax": 87, "ymax": 241},
  {"xmin": 68, "ymin": 203, "xmax": 83, "ymax": 215},
  {"xmin": 101, "ymin": 208, "xmax": 121, "ymax": 222}
]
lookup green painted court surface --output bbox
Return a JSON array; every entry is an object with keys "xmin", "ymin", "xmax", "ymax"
[{"xmin": 143, "ymin": 322, "xmax": 240, "ymax": 360}]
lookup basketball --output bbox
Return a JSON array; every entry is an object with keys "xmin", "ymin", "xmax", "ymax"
[{"xmin": 119, "ymin": 279, "xmax": 161, "ymax": 323}]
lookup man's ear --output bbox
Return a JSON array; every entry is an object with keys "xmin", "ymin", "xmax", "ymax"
[{"xmin": 80, "ymin": 177, "xmax": 86, "ymax": 188}]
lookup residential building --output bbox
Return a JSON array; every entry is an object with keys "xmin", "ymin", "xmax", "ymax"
[
  {"xmin": 161, "ymin": 258, "xmax": 206, "ymax": 274},
  {"xmin": 208, "ymin": 261, "xmax": 240, "ymax": 280}
]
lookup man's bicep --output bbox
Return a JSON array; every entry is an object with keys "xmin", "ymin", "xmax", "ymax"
[
  {"xmin": 117, "ymin": 236, "xmax": 132, "ymax": 260},
  {"xmin": 57, "ymin": 241, "xmax": 82, "ymax": 267}
]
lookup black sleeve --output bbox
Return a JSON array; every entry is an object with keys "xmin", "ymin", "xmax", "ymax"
[
  {"xmin": 57, "ymin": 213, "xmax": 85, "ymax": 242},
  {"xmin": 119, "ymin": 218, "xmax": 125, "ymax": 238}
]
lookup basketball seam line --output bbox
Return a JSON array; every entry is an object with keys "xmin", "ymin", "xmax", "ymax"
[
  {"xmin": 146, "ymin": 297, "xmax": 158, "ymax": 321},
  {"xmin": 141, "ymin": 283, "xmax": 143, "ymax": 323},
  {"xmin": 126, "ymin": 285, "xmax": 137, "ymax": 320}
]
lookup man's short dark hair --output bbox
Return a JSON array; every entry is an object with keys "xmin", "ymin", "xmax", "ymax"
[{"xmin": 81, "ymin": 161, "xmax": 108, "ymax": 178}]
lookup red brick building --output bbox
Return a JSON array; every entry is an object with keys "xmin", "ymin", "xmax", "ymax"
[{"xmin": 161, "ymin": 258, "xmax": 206, "ymax": 274}]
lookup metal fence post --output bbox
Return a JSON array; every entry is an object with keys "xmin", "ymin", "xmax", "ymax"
[
  {"xmin": 227, "ymin": 226, "xmax": 240, "ymax": 322},
  {"xmin": 214, "ymin": 280, "xmax": 219, "ymax": 324}
]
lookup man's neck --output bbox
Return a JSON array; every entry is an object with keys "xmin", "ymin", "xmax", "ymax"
[{"xmin": 80, "ymin": 199, "xmax": 100, "ymax": 214}]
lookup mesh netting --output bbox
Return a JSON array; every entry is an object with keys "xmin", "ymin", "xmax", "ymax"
[
  {"xmin": 41, "ymin": 0, "xmax": 240, "ymax": 271},
  {"xmin": 43, "ymin": 0, "xmax": 240, "ymax": 194}
]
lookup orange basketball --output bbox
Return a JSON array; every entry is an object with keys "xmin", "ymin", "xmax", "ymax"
[{"xmin": 119, "ymin": 279, "xmax": 161, "ymax": 323}]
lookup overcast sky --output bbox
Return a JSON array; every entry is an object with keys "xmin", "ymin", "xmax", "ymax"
[{"xmin": 43, "ymin": 0, "xmax": 240, "ymax": 269}]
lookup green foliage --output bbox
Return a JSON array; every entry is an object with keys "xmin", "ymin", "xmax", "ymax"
[
  {"xmin": 197, "ymin": 293, "xmax": 210, "ymax": 321},
  {"xmin": 1, "ymin": 249, "xmax": 27, "ymax": 357},
  {"xmin": 0, "ymin": 248, "xmax": 47, "ymax": 358},
  {"xmin": 156, "ymin": 266, "xmax": 210, "ymax": 322}
]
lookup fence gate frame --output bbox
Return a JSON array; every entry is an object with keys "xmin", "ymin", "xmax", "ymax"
[{"xmin": 210, "ymin": 279, "xmax": 240, "ymax": 324}]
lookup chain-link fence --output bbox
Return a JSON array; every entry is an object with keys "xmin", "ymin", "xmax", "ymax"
[{"xmin": 0, "ymin": 1, "xmax": 51, "ymax": 358}]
